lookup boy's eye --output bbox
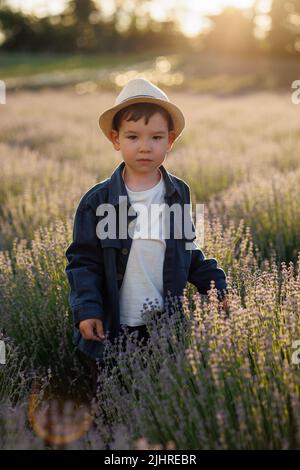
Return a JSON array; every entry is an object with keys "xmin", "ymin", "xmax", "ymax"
[{"xmin": 127, "ymin": 136, "xmax": 162, "ymax": 140}]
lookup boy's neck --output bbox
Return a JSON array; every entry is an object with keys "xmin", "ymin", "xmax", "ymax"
[{"xmin": 122, "ymin": 165, "xmax": 161, "ymax": 191}]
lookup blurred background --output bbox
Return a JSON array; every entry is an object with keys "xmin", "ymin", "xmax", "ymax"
[{"xmin": 1, "ymin": 0, "xmax": 300, "ymax": 92}]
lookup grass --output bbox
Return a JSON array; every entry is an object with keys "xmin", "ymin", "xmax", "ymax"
[
  {"xmin": 1, "ymin": 50, "xmax": 300, "ymax": 95},
  {"xmin": 0, "ymin": 50, "xmax": 162, "ymax": 78}
]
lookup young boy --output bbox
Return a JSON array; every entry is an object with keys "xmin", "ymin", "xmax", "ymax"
[{"xmin": 65, "ymin": 78, "xmax": 229, "ymax": 370}]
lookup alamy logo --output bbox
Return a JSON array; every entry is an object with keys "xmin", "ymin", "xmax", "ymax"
[
  {"xmin": 95, "ymin": 198, "xmax": 204, "ymax": 250},
  {"xmin": 292, "ymin": 340, "xmax": 300, "ymax": 365},
  {"xmin": 291, "ymin": 80, "xmax": 300, "ymax": 104},
  {"xmin": 0, "ymin": 340, "xmax": 6, "ymax": 365},
  {"xmin": 0, "ymin": 80, "xmax": 6, "ymax": 104}
]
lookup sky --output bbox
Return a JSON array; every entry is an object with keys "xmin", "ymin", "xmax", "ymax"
[{"xmin": 6, "ymin": 0, "xmax": 272, "ymax": 37}]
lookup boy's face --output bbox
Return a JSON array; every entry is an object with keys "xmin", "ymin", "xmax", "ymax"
[{"xmin": 110, "ymin": 112, "xmax": 176, "ymax": 175}]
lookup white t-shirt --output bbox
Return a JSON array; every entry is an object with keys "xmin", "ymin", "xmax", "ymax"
[{"xmin": 119, "ymin": 168, "xmax": 166, "ymax": 326}]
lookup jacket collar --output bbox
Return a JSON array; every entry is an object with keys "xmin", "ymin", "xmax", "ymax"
[{"xmin": 107, "ymin": 160, "xmax": 184, "ymax": 206}]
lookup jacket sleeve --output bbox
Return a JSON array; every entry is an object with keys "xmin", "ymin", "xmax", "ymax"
[
  {"xmin": 183, "ymin": 182, "xmax": 228, "ymax": 301},
  {"xmin": 65, "ymin": 202, "xmax": 106, "ymax": 328},
  {"xmin": 188, "ymin": 242, "xmax": 228, "ymax": 301}
]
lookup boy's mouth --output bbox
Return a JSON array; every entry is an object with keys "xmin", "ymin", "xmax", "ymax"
[{"xmin": 137, "ymin": 158, "xmax": 152, "ymax": 162}]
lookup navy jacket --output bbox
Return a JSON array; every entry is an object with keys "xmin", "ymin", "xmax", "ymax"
[{"xmin": 65, "ymin": 161, "xmax": 228, "ymax": 360}]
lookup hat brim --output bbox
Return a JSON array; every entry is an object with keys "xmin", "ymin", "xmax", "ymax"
[{"xmin": 98, "ymin": 96, "xmax": 185, "ymax": 143}]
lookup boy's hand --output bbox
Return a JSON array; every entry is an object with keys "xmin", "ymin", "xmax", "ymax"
[{"xmin": 79, "ymin": 319, "xmax": 105, "ymax": 342}]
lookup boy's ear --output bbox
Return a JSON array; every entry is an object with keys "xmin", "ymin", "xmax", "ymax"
[
  {"xmin": 110, "ymin": 129, "xmax": 120, "ymax": 150},
  {"xmin": 166, "ymin": 130, "xmax": 176, "ymax": 152}
]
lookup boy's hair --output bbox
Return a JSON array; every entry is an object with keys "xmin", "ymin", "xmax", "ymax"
[{"xmin": 112, "ymin": 102, "xmax": 174, "ymax": 133}]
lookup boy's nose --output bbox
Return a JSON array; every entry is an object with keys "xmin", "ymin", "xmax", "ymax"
[
  {"xmin": 139, "ymin": 139, "xmax": 152, "ymax": 151},
  {"xmin": 139, "ymin": 148, "xmax": 152, "ymax": 156}
]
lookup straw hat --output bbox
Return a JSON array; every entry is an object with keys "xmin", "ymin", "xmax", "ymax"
[{"xmin": 98, "ymin": 78, "xmax": 185, "ymax": 143}]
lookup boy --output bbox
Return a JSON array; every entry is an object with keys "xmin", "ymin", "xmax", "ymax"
[{"xmin": 65, "ymin": 78, "xmax": 229, "ymax": 369}]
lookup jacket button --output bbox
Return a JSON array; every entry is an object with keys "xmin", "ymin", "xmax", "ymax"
[
  {"xmin": 121, "ymin": 248, "xmax": 128, "ymax": 255},
  {"xmin": 117, "ymin": 273, "xmax": 123, "ymax": 280}
]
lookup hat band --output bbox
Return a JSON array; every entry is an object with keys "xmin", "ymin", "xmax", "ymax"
[{"xmin": 117, "ymin": 94, "xmax": 169, "ymax": 105}]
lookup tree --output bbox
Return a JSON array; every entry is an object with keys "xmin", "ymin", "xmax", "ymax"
[
  {"xmin": 0, "ymin": 7, "xmax": 36, "ymax": 51},
  {"xmin": 60, "ymin": 0, "xmax": 101, "ymax": 52},
  {"xmin": 268, "ymin": 0, "xmax": 300, "ymax": 55},
  {"xmin": 203, "ymin": 7, "xmax": 258, "ymax": 56}
]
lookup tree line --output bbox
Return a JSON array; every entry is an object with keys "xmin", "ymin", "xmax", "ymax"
[{"xmin": 0, "ymin": 0, "xmax": 299, "ymax": 56}]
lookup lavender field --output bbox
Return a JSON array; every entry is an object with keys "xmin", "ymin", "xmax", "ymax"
[{"xmin": 0, "ymin": 85, "xmax": 300, "ymax": 449}]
